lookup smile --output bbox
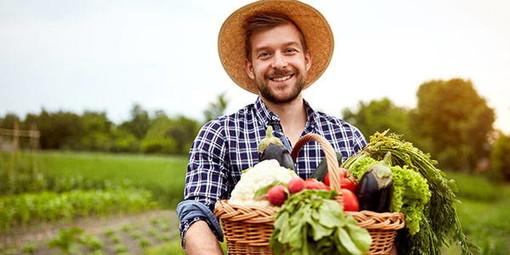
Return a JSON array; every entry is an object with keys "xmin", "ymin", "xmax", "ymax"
[{"xmin": 270, "ymin": 75, "xmax": 293, "ymax": 82}]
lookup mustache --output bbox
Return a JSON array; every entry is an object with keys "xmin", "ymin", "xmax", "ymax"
[{"xmin": 268, "ymin": 68, "xmax": 296, "ymax": 77}]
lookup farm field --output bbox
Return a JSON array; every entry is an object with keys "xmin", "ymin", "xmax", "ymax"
[{"xmin": 1, "ymin": 151, "xmax": 509, "ymax": 254}]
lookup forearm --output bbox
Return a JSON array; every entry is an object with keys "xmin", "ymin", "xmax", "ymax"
[{"xmin": 184, "ymin": 220, "xmax": 223, "ymax": 255}]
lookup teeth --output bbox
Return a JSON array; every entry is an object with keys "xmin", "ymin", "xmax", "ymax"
[{"xmin": 272, "ymin": 75, "xmax": 292, "ymax": 82}]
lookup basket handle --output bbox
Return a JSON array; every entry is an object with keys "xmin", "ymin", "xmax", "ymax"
[{"xmin": 290, "ymin": 134, "xmax": 343, "ymax": 204}]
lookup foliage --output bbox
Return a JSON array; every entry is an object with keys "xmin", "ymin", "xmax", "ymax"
[
  {"xmin": 120, "ymin": 104, "xmax": 150, "ymax": 140},
  {"xmin": 4, "ymin": 151, "xmax": 188, "ymax": 208},
  {"xmin": 443, "ymin": 171, "xmax": 510, "ymax": 255},
  {"xmin": 342, "ymin": 131, "xmax": 475, "ymax": 255},
  {"xmin": 0, "ymin": 188, "xmax": 158, "ymax": 232},
  {"xmin": 47, "ymin": 227, "xmax": 85, "ymax": 254},
  {"xmin": 490, "ymin": 133, "xmax": 510, "ymax": 181},
  {"xmin": 203, "ymin": 92, "xmax": 229, "ymax": 122},
  {"xmin": 411, "ymin": 78, "xmax": 495, "ymax": 172},
  {"xmin": 0, "ymin": 153, "xmax": 133, "ymax": 196},
  {"xmin": 0, "ymin": 103, "xmax": 201, "ymax": 155},
  {"xmin": 342, "ymin": 98, "xmax": 414, "ymax": 142}
]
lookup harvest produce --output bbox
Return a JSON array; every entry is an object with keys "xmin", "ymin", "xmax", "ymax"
[
  {"xmin": 342, "ymin": 131, "xmax": 475, "ymax": 255},
  {"xmin": 324, "ymin": 168, "xmax": 357, "ymax": 192},
  {"xmin": 228, "ymin": 159, "xmax": 295, "ymax": 207},
  {"xmin": 355, "ymin": 153, "xmax": 393, "ymax": 212},
  {"xmin": 258, "ymin": 126, "xmax": 295, "ymax": 170},
  {"xmin": 270, "ymin": 189, "xmax": 371, "ymax": 255},
  {"xmin": 265, "ymin": 185, "xmax": 287, "ymax": 206},
  {"xmin": 341, "ymin": 189, "xmax": 359, "ymax": 212},
  {"xmin": 287, "ymin": 176, "xmax": 305, "ymax": 194}
]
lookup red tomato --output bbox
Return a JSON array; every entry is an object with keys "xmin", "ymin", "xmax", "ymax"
[
  {"xmin": 342, "ymin": 189, "xmax": 359, "ymax": 212},
  {"xmin": 324, "ymin": 168, "xmax": 357, "ymax": 192}
]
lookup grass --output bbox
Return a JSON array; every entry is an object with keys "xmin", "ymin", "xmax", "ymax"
[
  {"xmin": 443, "ymin": 171, "xmax": 510, "ymax": 254},
  {"xmin": 3, "ymin": 151, "xmax": 509, "ymax": 254},
  {"xmin": 29, "ymin": 151, "xmax": 188, "ymax": 208}
]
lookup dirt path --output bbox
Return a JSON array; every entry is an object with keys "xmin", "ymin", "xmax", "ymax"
[{"xmin": 1, "ymin": 210, "xmax": 178, "ymax": 248}]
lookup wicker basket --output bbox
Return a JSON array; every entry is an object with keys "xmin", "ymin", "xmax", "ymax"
[{"xmin": 214, "ymin": 133, "xmax": 405, "ymax": 255}]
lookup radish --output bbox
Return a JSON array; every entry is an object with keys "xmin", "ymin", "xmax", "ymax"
[
  {"xmin": 288, "ymin": 177, "xmax": 305, "ymax": 194},
  {"xmin": 266, "ymin": 185, "xmax": 287, "ymax": 206}
]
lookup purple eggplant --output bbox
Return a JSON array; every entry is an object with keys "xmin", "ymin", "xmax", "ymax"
[{"xmin": 355, "ymin": 152, "xmax": 393, "ymax": 212}]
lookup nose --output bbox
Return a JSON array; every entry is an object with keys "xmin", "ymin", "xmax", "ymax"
[{"xmin": 271, "ymin": 52, "xmax": 287, "ymax": 69}]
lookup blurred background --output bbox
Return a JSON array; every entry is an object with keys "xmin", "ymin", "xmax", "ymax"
[{"xmin": 1, "ymin": 0, "xmax": 509, "ymax": 254}]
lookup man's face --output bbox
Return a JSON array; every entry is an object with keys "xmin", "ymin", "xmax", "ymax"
[{"xmin": 245, "ymin": 23, "xmax": 312, "ymax": 104}]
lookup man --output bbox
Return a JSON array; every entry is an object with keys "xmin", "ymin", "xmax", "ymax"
[{"xmin": 177, "ymin": 1, "xmax": 366, "ymax": 254}]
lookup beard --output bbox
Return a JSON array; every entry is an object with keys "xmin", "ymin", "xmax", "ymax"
[{"xmin": 256, "ymin": 68, "xmax": 305, "ymax": 104}]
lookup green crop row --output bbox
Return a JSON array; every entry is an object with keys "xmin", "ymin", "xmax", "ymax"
[{"xmin": 0, "ymin": 188, "xmax": 158, "ymax": 232}]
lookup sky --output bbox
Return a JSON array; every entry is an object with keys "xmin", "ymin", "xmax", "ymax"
[{"xmin": 1, "ymin": 0, "xmax": 509, "ymax": 134}]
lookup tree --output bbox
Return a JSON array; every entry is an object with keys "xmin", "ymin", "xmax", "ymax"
[
  {"xmin": 203, "ymin": 92, "xmax": 229, "ymax": 122},
  {"xmin": 37, "ymin": 110, "xmax": 84, "ymax": 150},
  {"xmin": 490, "ymin": 133, "xmax": 510, "ymax": 181},
  {"xmin": 79, "ymin": 111, "xmax": 113, "ymax": 151},
  {"xmin": 412, "ymin": 78, "xmax": 495, "ymax": 172},
  {"xmin": 342, "ymin": 98, "xmax": 414, "ymax": 141},
  {"xmin": 120, "ymin": 104, "xmax": 150, "ymax": 140}
]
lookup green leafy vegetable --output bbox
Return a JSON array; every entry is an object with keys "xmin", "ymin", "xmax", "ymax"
[
  {"xmin": 270, "ymin": 189, "xmax": 371, "ymax": 255},
  {"xmin": 342, "ymin": 131, "xmax": 476, "ymax": 255}
]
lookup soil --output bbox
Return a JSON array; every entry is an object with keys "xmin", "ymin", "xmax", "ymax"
[{"xmin": 1, "ymin": 210, "xmax": 179, "ymax": 254}]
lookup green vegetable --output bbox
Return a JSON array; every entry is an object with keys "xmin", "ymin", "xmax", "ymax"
[
  {"xmin": 342, "ymin": 131, "xmax": 476, "ymax": 255},
  {"xmin": 270, "ymin": 189, "xmax": 371, "ymax": 255}
]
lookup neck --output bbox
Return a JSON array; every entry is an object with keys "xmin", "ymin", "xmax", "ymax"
[{"xmin": 261, "ymin": 95, "xmax": 307, "ymax": 147}]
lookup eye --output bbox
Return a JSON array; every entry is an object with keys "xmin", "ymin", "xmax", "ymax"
[
  {"xmin": 257, "ymin": 52, "xmax": 271, "ymax": 59},
  {"xmin": 284, "ymin": 48, "xmax": 298, "ymax": 54}
]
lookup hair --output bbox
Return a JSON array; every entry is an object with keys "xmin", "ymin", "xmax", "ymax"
[{"xmin": 243, "ymin": 12, "xmax": 308, "ymax": 61}]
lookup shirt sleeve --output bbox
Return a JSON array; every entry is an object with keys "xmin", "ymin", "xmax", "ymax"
[{"xmin": 183, "ymin": 120, "xmax": 231, "ymax": 214}]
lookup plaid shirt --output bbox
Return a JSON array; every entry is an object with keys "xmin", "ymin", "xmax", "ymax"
[{"xmin": 179, "ymin": 97, "xmax": 366, "ymax": 241}]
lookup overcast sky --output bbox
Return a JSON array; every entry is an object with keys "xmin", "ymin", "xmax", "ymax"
[{"xmin": 1, "ymin": 0, "xmax": 509, "ymax": 134}]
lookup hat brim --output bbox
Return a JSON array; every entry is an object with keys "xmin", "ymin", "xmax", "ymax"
[{"xmin": 218, "ymin": 0, "xmax": 334, "ymax": 94}]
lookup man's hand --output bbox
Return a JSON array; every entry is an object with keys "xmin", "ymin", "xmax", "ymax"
[{"xmin": 184, "ymin": 220, "xmax": 223, "ymax": 255}]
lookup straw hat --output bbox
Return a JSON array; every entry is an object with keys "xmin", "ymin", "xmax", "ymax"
[{"xmin": 218, "ymin": 0, "xmax": 334, "ymax": 94}]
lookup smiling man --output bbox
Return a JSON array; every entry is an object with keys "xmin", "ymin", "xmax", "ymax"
[{"xmin": 177, "ymin": 1, "xmax": 366, "ymax": 254}]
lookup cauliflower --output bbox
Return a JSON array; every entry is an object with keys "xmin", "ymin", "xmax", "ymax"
[{"xmin": 229, "ymin": 159, "xmax": 296, "ymax": 206}]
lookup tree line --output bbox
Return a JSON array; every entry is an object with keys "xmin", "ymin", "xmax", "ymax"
[{"xmin": 1, "ymin": 79, "xmax": 509, "ymax": 180}]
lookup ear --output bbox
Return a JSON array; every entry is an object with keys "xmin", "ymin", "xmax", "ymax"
[
  {"xmin": 245, "ymin": 59, "xmax": 255, "ymax": 79},
  {"xmin": 305, "ymin": 50, "xmax": 312, "ymax": 72}
]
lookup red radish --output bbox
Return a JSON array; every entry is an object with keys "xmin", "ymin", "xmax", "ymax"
[
  {"xmin": 304, "ymin": 178, "xmax": 330, "ymax": 190},
  {"xmin": 266, "ymin": 185, "xmax": 287, "ymax": 206},
  {"xmin": 288, "ymin": 177, "xmax": 305, "ymax": 194}
]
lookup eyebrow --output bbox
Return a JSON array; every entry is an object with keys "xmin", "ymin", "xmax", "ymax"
[{"xmin": 253, "ymin": 41, "xmax": 302, "ymax": 54}]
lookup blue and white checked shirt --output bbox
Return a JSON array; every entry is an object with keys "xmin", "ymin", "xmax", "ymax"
[{"xmin": 178, "ymin": 97, "xmax": 366, "ymax": 242}]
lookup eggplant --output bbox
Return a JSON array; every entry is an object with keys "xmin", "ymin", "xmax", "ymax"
[
  {"xmin": 355, "ymin": 152, "xmax": 393, "ymax": 212},
  {"xmin": 258, "ymin": 126, "xmax": 295, "ymax": 170}
]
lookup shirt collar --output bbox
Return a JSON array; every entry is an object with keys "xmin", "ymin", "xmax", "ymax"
[
  {"xmin": 254, "ymin": 97, "xmax": 279, "ymax": 126},
  {"xmin": 253, "ymin": 97, "xmax": 320, "ymax": 131}
]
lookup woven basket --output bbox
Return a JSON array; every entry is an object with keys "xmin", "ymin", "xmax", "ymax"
[{"xmin": 215, "ymin": 133, "xmax": 405, "ymax": 255}]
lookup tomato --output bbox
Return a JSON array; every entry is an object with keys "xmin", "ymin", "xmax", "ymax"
[
  {"xmin": 341, "ymin": 189, "xmax": 359, "ymax": 212},
  {"xmin": 324, "ymin": 168, "xmax": 357, "ymax": 192}
]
